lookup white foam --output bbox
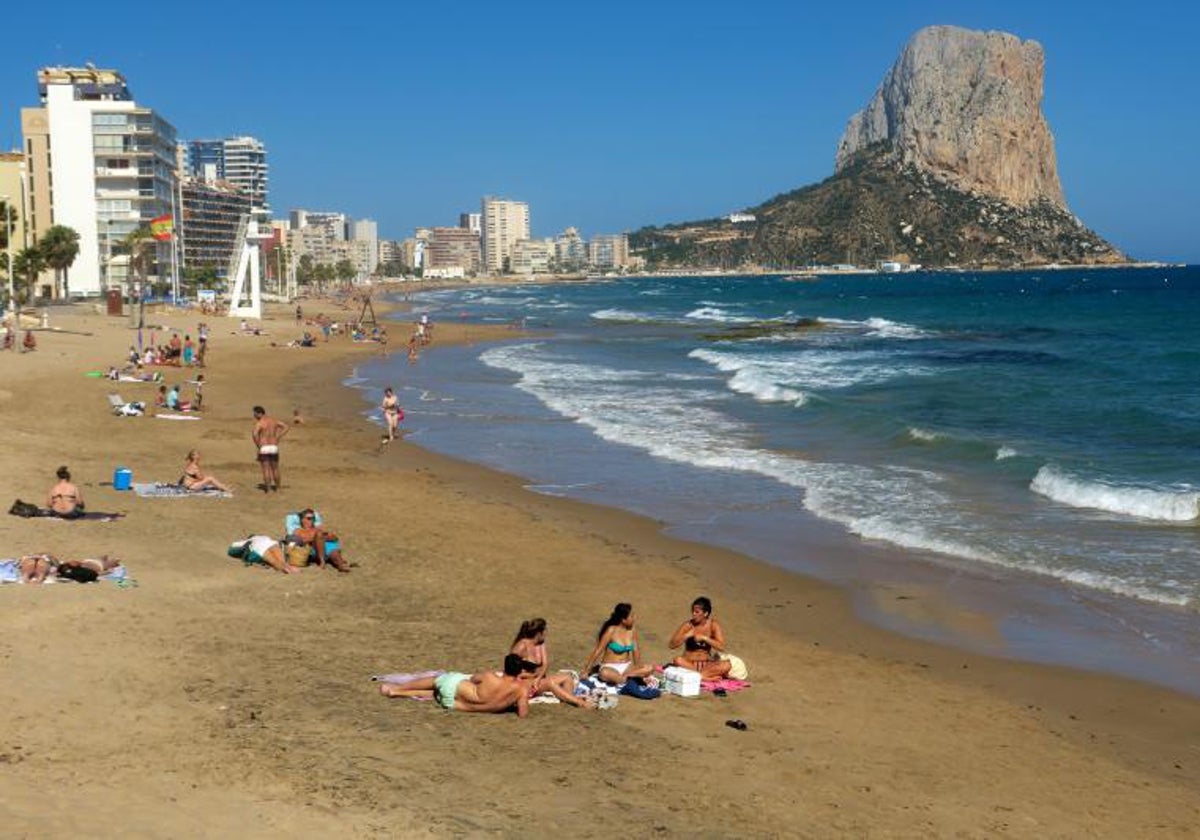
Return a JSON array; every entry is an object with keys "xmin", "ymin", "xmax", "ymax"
[
  {"xmin": 863, "ymin": 317, "xmax": 932, "ymax": 339},
  {"xmin": 690, "ymin": 346, "xmax": 929, "ymax": 392},
  {"xmin": 907, "ymin": 427, "xmax": 943, "ymax": 442},
  {"xmin": 590, "ymin": 308, "xmax": 653, "ymax": 322},
  {"xmin": 1031, "ymin": 466, "xmax": 1199, "ymax": 522},
  {"xmin": 995, "ymin": 446, "xmax": 1019, "ymax": 460},
  {"xmin": 684, "ymin": 306, "xmax": 755, "ymax": 324}
]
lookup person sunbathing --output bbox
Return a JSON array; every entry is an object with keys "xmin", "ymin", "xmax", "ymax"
[
  {"xmin": 511, "ymin": 618, "xmax": 594, "ymax": 708},
  {"xmin": 668, "ymin": 596, "xmax": 732, "ymax": 680},
  {"xmin": 46, "ymin": 466, "xmax": 85, "ymax": 519},
  {"xmin": 583, "ymin": 602, "xmax": 657, "ymax": 685},
  {"xmin": 379, "ymin": 654, "xmax": 537, "ymax": 717},
  {"xmin": 228, "ymin": 535, "xmax": 299, "ymax": 575},
  {"xmin": 180, "ymin": 449, "xmax": 231, "ymax": 493},
  {"xmin": 17, "ymin": 554, "xmax": 57, "ymax": 584},
  {"xmin": 290, "ymin": 508, "xmax": 349, "ymax": 572}
]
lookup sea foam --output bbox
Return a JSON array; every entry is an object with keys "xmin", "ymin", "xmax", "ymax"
[{"xmin": 1031, "ymin": 466, "xmax": 1199, "ymax": 522}]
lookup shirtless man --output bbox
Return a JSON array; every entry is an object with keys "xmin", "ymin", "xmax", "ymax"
[
  {"xmin": 380, "ymin": 654, "xmax": 537, "ymax": 717},
  {"xmin": 46, "ymin": 466, "xmax": 85, "ymax": 518},
  {"xmin": 251, "ymin": 406, "xmax": 288, "ymax": 492}
]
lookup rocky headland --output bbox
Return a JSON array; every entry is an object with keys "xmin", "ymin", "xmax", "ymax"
[{"xmin": 632, "ymin": 25, "xmax": 1126, "ymax": 270}]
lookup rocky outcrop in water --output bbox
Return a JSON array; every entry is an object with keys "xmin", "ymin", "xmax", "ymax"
[{"xmin": 836, "ymin": 26, "xmax": 1064, "ymax": 208}]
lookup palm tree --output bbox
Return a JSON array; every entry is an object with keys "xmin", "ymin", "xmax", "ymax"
[
  {"xmin": 121, "ymin": 226, "xmax": 156, "ymax": 294},
  {"xmin": 12, "ymin": 245, "xmax": 48, "ymax": 347},
  {"xmin": 40, "ymin": 225, "xmax": 80, "ymax": 299}
]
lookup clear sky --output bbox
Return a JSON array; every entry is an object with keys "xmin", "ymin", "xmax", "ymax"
[{"xmin": 2, "ymin": 1, "xmax": 1197, "ymax": 262}]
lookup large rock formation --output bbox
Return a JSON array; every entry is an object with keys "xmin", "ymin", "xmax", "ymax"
[
  {"xmin": 630, "ymin": 25, "xmax": 1126, "ymax": 269},
  {"xmin": 836, "ymin": 26, "xmax": 1063, "ymax": 208}
]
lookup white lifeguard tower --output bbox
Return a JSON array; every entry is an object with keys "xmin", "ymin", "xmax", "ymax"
[{"xmin": 227, "ymin": 215, "xmax": 273, "ymax": 319}]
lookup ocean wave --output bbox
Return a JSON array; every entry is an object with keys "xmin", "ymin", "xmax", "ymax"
[
  {"xmin": 590, "ymin": 308, "xmax": 656, "ymax": 322},
  {"xmin": 685, "ymin": 306, "xmax": 756, "ymax": 324},
  {"xmin": 995, "ymin": 446, "xmax": 1019, "ymax": 460},
  {"xmin": 863, "ymin": 317, "xmax": 933, "ymax": 339},
  {"xmin": 1031, "ymin": 466, "xmax": 1199, "ymax": 522},
  {"xmin": 690, "ymin": 346, "xmax": 930, "ymax": 391},
  {"xmin": 907, "ymin": 427, "xmax": 944, "ymax": 442}
]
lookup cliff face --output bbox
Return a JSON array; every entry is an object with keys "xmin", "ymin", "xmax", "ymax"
[
  {"xmin": 630, "ymin": 25, "xmax": 1125, "ymax": 270},
  {"xmin": 836, "ymin": 25, "xmax": 1064, "ymax": 208}
]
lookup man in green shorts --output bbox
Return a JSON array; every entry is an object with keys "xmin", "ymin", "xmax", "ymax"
[{"xmin": 380, "ymin": 654, "xmax": 537, "ymax": 717}]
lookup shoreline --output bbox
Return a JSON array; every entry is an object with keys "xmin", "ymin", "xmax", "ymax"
[{"xmin": 3, "ymin": 301, "xmax": 1198, "ymax": 836}]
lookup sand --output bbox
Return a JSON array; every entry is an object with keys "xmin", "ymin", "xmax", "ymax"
[{"xmin": 1, "ymin": 298, "xmax": 1198, "ymax": 838}]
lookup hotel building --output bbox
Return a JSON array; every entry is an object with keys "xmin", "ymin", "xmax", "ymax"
[
  {"xmin": 186, "ymin": 136, "xmax": 269, "ymax": 216},
  {"xmin": 481, "ymin": 196, "xmax": 529, "ymax": 274},
  {"xmin": 21, "ymin": 66, "xmax": 178, "ymax": 297},
  {"xmin": 427, "ymin": 226, "xmax": 481, "ymax": 275},
  {"xmin": 179, "ymin": 178, "xmax": 252, "ymax": 277}
]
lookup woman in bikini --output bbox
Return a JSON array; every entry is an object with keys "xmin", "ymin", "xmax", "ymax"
[
  {"xmin": 583, "ymin": 602, "xmax": 656, "ymax": 685},
  {"xmin": 668, "ymin": 596, "xmax": 732, "ymax": 680},
  {"xmin": 17, "ymin": 554, "xmax": 58, "ymax": 584},
  {"xmin": 290, "ymin": 508, "xmax": 349, "ymax": 572},
  {"xmin": 381, "ymin": 387, "xmax": 403, "ymax": 442},
  {"xmin": 46, "ymin": 466, "xmax": 85, "ymax": 518},
  {"xmin": 510, "ymin": 618, "xmax": 593, "ymax": 708},
  {"xmin": 180, "ymin": 450, "xmax": 231, "ymax": 493}
]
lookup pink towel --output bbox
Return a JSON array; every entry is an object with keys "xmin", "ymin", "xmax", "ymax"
[{"xmin": 701, "ymin": 678, "xmax": 751, "ymax": 693}]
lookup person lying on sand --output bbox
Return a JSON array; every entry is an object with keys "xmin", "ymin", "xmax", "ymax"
[
  {"xmin": 180, "ymin": 449, "xmax": 231, "ymax": 493},
  {"xmin": 583, "ymin": 602, "xmax": 657, "ymax": 685},
  {"xmin": 380, "ymin": 654, "xmax": 537, "ymax": 717},
  {"xmin": 46, "ymin": 466, "xmax": 85, "ymax": 519},
  {"xmin": 17, "ymin": 554, "xmax": 57, "ymax": 584},
  {"xmin": 228, "ymin": 536, "xmax": 300, "ymax": 575},
  {"xmin": 668, "ymin": 595, "xmax": 733, "ymax": 680},
  {"xmin": 511, "ymin": 618, "xmax": 594, "ymax": 708}
]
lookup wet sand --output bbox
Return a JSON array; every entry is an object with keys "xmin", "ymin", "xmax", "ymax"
[{"xmin": 1, "ymin": 300, "xmax": 1198, "ymax": 837}]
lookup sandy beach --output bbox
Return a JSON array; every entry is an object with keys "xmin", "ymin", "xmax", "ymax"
[{"xmin": 1, "ymin": 297, "xmax": 1198, "ymax": 838}]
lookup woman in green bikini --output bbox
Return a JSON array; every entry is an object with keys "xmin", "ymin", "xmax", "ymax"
[{"xmin": 583, "ymin": 602, "xmax": 656, "ymax": 685}]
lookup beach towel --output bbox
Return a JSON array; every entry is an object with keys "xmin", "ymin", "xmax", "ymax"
[
  {"xmin": 133, "ymin": 482, "xmax": 231, "ymax": 499},
  {"xmin": 154, "ymin": 413, "xmax": 200, "ymax": 421},
  {"xmin": 0, "ymin": 559, "xmax": 130, "ymax": 585},
  {"xmin": 370, "ymin": 670, "xmax": 444, "ymax": 684},
  {"xmin": 700, "ymin": 678, "xmax": 752, "ymax": 694},
  {"xmin": 38, "ymin": 510, "xmax": 125, "ymax": 522}
]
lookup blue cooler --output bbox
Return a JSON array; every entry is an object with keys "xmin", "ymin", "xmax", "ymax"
[{"xmin": 113, "ymin": 467, "xmax": 133, "ymax": 491}]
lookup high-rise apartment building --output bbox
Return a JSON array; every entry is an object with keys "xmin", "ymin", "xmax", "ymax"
[
  {"xmin": 511, "ymin": 238, "xmax": 555, "ymax": 275},
  {"xmin": 427, "ymin": 226, "xmax": 481, "ymax": 275},
  {"xmin": 22, "ymin": 66, "xmax": 178, "ymax": 297},
  {"xmin": 459, "ymin": 212, "xmax": 481, "ymax": 235},
  {"xmin": 179, "ymin": 178, "xmax": 253, "ymax": 276},
  {"xmin": 351, "ymin": 219, "xmax": 379, "ymax": 277},
  {"xmin": 186, "ymin": 136, "xmax": 269, "ymax": 215},
  {"xmin": 555, "ymin": 227, "xmax": 587, "ymax": 271},
  {"xmin": 481, "ymin": 196, "xmax": 529, "ymax": 274},
  {"xmin": 588, "ymin": 233, "xmax": 631, "ymax": 270}
]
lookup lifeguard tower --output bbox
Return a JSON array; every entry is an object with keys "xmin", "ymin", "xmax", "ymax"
[{"xmin": 227, "ymin": 215, "xmax": 273, "ymax": 319}]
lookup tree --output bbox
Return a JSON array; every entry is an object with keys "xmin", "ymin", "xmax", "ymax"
[
  {"xmin": 1, "ymin": 200, "xmax": 16, "ymax": 310},
  {"xmin": 335, "ymin": 259, "xmax": 356, "ymax": 283},
  {"xmin": 120, "ymin": 226, "xmax": 157, "ymax": 296},
  {"xmin": 12, "ymin": 245, "xmax": 48, "ymax": 306},
  {"xmin": 40, "ymin": 225, "xmax": 80, "ymax": 299}
]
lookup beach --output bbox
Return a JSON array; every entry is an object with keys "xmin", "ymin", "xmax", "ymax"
[{"xmin": 1, "ymin": 298, "xmax": 1198, "ymax": 838}]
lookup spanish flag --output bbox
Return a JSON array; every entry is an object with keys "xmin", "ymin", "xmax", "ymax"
[{"xmin": 150, "ymin": 212, "xmax": 174, "ymax": 241}]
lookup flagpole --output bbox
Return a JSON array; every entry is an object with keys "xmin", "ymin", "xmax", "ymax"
[{"xmin": 170, "ymin": 181, "xmax": 180, "ymax": 303}]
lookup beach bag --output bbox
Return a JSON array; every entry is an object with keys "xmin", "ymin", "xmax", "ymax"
[
  {"xmin": 227, "ymin": 539, "xmax": 250, "ymax": 559},
  {"xmin": 720, "ymin": 653, "xmax": 749, "ymax": 680},
  {"xmin": 9, "ymin": 499, "xmax": 40, "ymax": 518},
  {"xmin": 286, "ymin": 543, "xmax": 311, "ymax": 567},
  {"xmin": 619, "ymin": 678, "xmax": 661, "ymax": 700}
]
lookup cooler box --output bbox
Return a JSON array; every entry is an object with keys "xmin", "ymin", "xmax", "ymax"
[
  {"xmin": 113, "ymin": 467, "xmax": 132, "ymax": 491},
  {"xmin": 663, "ymin": 666, "xmax": 701, "ymax": 697}
]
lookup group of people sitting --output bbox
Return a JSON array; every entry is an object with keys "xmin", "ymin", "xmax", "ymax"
[
  {"xmin": 228, "ymin": 507, "xmax": 350, "ymax": 574},
  {"xmin": 380, "ymin": 598, "xmax": 736, "ymax": 716},
  {"xmin": 154, "ymin": 377, "xmax": 204, "ymax": 412}
]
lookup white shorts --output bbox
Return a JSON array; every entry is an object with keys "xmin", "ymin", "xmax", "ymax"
[{"xmin": 258, "ymin": 444, "xmax": 279, "ymax": 455}]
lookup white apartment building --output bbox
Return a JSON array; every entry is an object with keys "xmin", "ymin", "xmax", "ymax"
[
  {"xmin": 351, "ymin": 218, "xmax": 379, "ymax": 277},
  {"xmin": 511, "ymin": 238, "xmax": 555, "ymax": 275},
  {"xmin": 481, "ymin": 196, "xmax": 529, "ymax": 274},
  {"xmin": 555, "ymin": 227, "xmax": 587, "ymax": 271},
  {"xmin": 22, "ymin": 66, "xmax": 178, "ymax": 297},
  {"xmin": 186, "ymin": 135, "xmax": 269, "ymax": 216}
]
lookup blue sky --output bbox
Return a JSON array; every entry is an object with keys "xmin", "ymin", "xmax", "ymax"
[{"xmin": 2, "ymin": 1, "xmax": 1197, "ymax": 262}]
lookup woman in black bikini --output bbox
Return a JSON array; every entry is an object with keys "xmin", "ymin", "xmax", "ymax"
[
  {"xmin": 46, "ymin": 466, "xmax": 85, "ymax": 518},
  {"xmin": 181, "ymin": 450, "xmax": 231, "ymax": 493},
  {"xmin": 668, "ymin": 596, "xmax": 732, "ymax": 680}
]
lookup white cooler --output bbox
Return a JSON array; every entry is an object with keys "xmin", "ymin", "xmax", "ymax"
[{"xmin": 663, "ymin": 666, "xmax": 702, "ymax": 697}]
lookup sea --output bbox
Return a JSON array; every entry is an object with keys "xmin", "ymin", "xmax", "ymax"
[{"xmin": 348, "ymin": 266, "xmax": 1200, "ymax": 695}]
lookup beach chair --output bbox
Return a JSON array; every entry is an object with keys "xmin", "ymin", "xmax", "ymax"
[{"xmin": 283, "ymin": 510, "xmax": 342, "ymax": 564}]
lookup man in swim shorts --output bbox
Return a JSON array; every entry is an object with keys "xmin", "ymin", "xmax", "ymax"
[
  {"xmin": 379, "ymin": 654, "xmax": 537, "ymax": 717},
  {"xmin": 251, "ymin": 405, "xmax": 288, "ymax": 492}
]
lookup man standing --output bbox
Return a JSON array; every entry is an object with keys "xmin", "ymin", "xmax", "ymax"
[{"xmin": 252, "ymin": 405, "xmax": 288, "ymax": 492}]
